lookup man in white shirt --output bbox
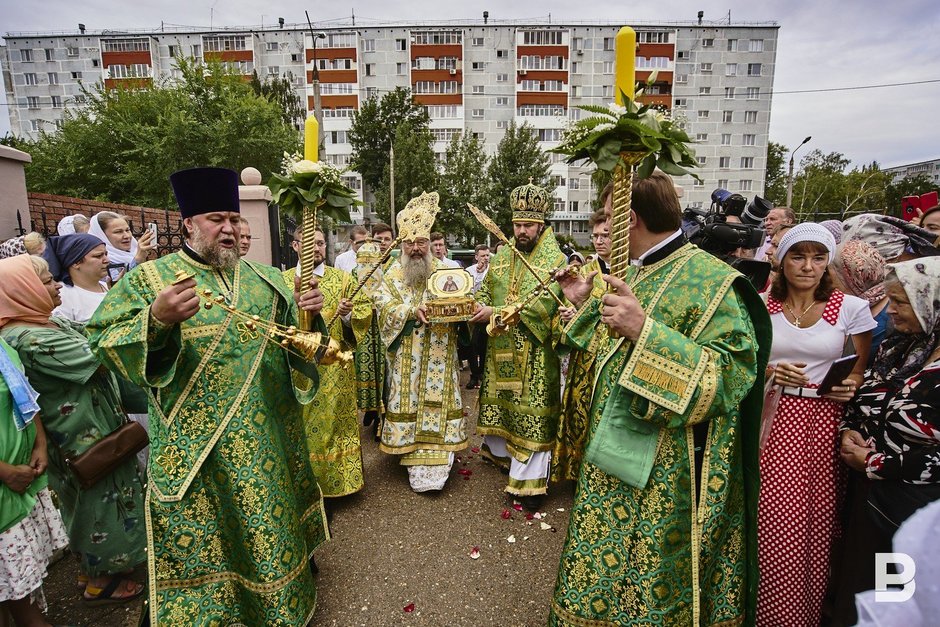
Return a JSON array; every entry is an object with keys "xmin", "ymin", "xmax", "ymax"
[
  {"xmin": 755, "ymin": 206, "xmax": 796, "ymax": 261},
  {"xmin": 430, "ymin": 232, "xmax": 462, "ymax": 268},
  {"xmin": 465, "ymin": 244, "xmax": 490, "ymax": 389},
  {"xmin": 334, "ymin": 225, "xmax": 369, "ymax": 273}
]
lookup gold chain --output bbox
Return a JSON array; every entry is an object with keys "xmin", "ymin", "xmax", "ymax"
[{"xmin": 784, "ymin": 300, "xmax": 818, "ymax": 328}]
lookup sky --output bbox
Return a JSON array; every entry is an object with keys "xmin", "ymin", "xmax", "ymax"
[{"xmin": 1, "ymin": 0, "xmax": 938, "ymax": 169}]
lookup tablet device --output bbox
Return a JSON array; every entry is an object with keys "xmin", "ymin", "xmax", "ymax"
[{"xmin": 817, "ymin": 354, "xmax": 859, "ymax": 395}]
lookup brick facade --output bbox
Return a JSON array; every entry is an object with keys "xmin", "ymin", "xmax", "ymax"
[{"xmin": 26, "ymin": 192, "xmax": 180, "ymax": 236}]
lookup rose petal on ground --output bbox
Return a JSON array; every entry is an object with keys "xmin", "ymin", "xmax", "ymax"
[
  {"xmin": 507, "ymin": 534, "xmax": 516, "ymax": 543},
  {"xmin": 525, "ymin": 513, "xmax": 534, "ymax": 521},
  {"xmin": 469, "ymin": 546, "xmax": 481, "ymax": 560},
  {"xmin": 471, "ymin": 446, "xmax": 480, "ymax": 453},
  {"xmin": 523, "ymin": 536, "xmax": 529, "ymax": 541},
  {"xmin": 540, "ymin": 522, "xmax": 552, "ymax": 530},
  {"xmin": 500, "ymin": 509, "xmax": 512, "ymax": 520},
  {"xmin": 533, "ymin": 512, "xmax": 543, "ymax": 520},
  {"xmin": 403, "ymin": 602, "xmax": 416, "ymax": 613},
  {"xmin": 458, "ymin": 468, "xmax": 472, "ymax": 476},
  {"xmin": 512, "ymin": 503, "xmax": 523, "ymax": 512}
]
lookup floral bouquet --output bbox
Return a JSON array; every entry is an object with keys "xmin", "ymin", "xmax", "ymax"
[
  {"xmin": 551, "ymin": 77, "xmax": 700, "ymax": 180},
  {"xmin": 267, "ymin": 151, "xmax": 361, "ymax": 223}
]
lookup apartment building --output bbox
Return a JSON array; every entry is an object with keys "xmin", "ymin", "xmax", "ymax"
[
  {"xmin": 2, "ymin": 20, "xmax": 778, "ymax": 243},
  {"xmin": 883, "ymin": 158, "xmax": 940, "ymax": 186}
]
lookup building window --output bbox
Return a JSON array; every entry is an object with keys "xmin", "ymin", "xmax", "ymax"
[
  {"xmin": 395, "ymin": 39, "xmax": 407, "ymax": 51},
  {"xmin": 677, "ymin": 50, "xmax": 689, "ymax": 60},
  {"xmin": 570, "ymin": 85, "xmax": 581, "ymax": 97},
  {"xmin": 636, "ymin": 56, "xmax": 670, "ymax": 69},
  {"xmin": 497, "ymin": 49, "xmax": 509, "ymax": 59},
  {"xmin": 702, "ymin": 38, "xmax": 714, "ymax": 47},
  {"xmin": 413, "ymin": 31, "xmax": 462, "ymax": 45},
  {"xmin": 495, "ymin": 97, "xmax": 508, "ymax": 106},
  {"xmin": 191, "ymin": 44, "xmax": 202, "ymax": 57},
  {"xmin": 726, "ymin": 63, "xmax": 738, "ymax": 76},
  {"xmin": 724, "ymin": 87, "xmax": 734, "ymax": 99},
  {"xmin": 496, "ymin": 73, "xmax": 508, "ymax": 82},
  {"xmin": 67, "ymin": 46, "xmax": 79, "ymax": 57},
  {"xmin": 471, "ymin": 85, "xmax": 484, "ymax": 94},
  {"xmin": 697, "ymin": 156, "xmax": 706, "ymax": 166},
  {"xmin": 318, "ymin": 58, "xmax": 354, "ymax": 70},
  {"xmin": 723, "ymin": 110, "xmax": 734, "ymax": 123},
  {"xmin": 518, "ymin": 104, "xmax": 565, "ymax": 116},
  {"xmin": 602, "ymin": 61, "xmax": 613, "ymax": 74},
  {"xmin": 92, "ymin": 59, "xmax": 100, "ymax": 67},
  {"xmin": 320, "ymin": 83, "xmax": 356, "ymax": 95},
  {"xmin": 109, "ymin": 64, "xmax": 151, "ymax": 79},
  {"xmin": 693, "ymin": 178, "xmax": 705, "ymax": 188},
  {"xmin": 638, "ymin": 31, "xmax": 670, "ymax": 43},
  {"xmin": 203, "ymin": 35, "xmax": 247, "ymax": 52},
  {"xmin": 697, "ymin": 110, "xmax": 709, "ymax": 119},
  {"xmin": 470, "ymin": 61, "xmax": 484, "ymax": 71},
  {"xmin": 572, "ymin": 37, "xmax": 583, "ymax": 50},
  {"xmin": 522, "ymin": 30, "xmax": 563, "ymax": 45},
  {"xmin": 366, "ymin": 87, "xmax": 378, "ymax": 98},
  {"xmin": 265, "ymin": 42, "xmax": 279, "ymax": 51},
  {"xmin": 602, "ymin": 37, "xmax": 615, "ymax": 51},
  {"xmin": 675, "ymin": 74, "xmax": 688, "ymax": 83},
  {"xmin": 24, "ymin": 73, "xmax": 38, "ymax": 86},
  {"xmin": 324, "ymin": 33, "xmax": 355, "ymax": 48},
  {"xmin": 363, "ymin": 39, "xmax": 375, "ymax": 52},
  {"xmin": 744, "ymin": 110, "xmax": 758, "ymax": 123},
  {"xmin": 430, "ymin": 128, "xmax": 462, "ymax": 142},
  {"xmin": 496, "ymin": 120, "xmax": 508, "ymax": 129},
  {"xmin": 700, "ymin": 62, "xmax": 713, "ymax": 72},
  {"xmin": 471, "ymin": 108, "xmax": 484, "ymax": 118},
  {"xmin": 103, "ymin": 39, "xmax": 150, "ymax": 52},
  {"xmin": 21, "ymin": 49, "xmax": 33, "ymax": 62},
  {"xmin": 727, "ymin": 39, "xmax": 738, "ymax": 52},
  {"xmin": 719, "ymin": 156, "xmax": 730, "ymax": 168},
  {"xmin": 48, "ymin": 72, "xmax": 58, "ymax": 85},
  {"xmin": 747, "ymin": 63, "xmax": 762, "ymax": 76},
  {"xmin": 71, "ymin": 71, "xmax": 82, "ymax": 80},
  {"xmin": 721, "ymin": 133, "xmax": 732, "ymax": 145},
  {"xmin": 717, "ymin": 179, "xmax": 729, "ymax": 189},
  {"xmin": 746, "ymin": 87, "xmax": 760, "ymax": 100},
  {"xmin": 569, "ymin": 200, "xmax": 579, "ymax": 212},
  {"xmin": 699, "ymin": 86, "xmax": 711, "ymax": 95},
  {"xmin": 30, "ymin": 120, "xmax": 41, "ymax": 132},
  {"xmin": 696, "ymin": 133, "xmax": 708, "ymax": 141},
  {"xmin": 598, "ymin": 85, "xmax": 610, "ymax": 98},
  {"xmin": 741, "ymin": 156, "xmax": 755, "ymax": 169},
  {"xmin": 329, "ymin": 130, "xmax": 348, "ymax": 144},
  {"xmin": 568, "ymin": 178, "xmax": 580, "ymax": 190},
  {"xmin": 739, "ymin": 180, "xmax": 753, "ymax": 191},
  {"xmin": 539, "ymin": 128, "xmax": 562, "ymax": 142},
  {"xmin": 396, "ymin": 63, "xmax": 406, "ymax": 75},
  {"xmin": 365, "ymin": 63, "xmax": 375, "ymax": 76},
  {"xmin": 674, "ymin": 98, "xmax": 687, "ymax": 108},
  {"xmin": 43, "ymin": 48, "xmax": 54, "ymax": 61},
  {"xmin": 749, "ymin": 39, "xmax": 764, "ymax": 52},
  {"xmin": 291, "ymin": 54, "xmax": 300, "ymax": 62},
  {"xmin": 51, "ymin": 95, "xmax": 62, "ymax": 108},
  {"xmin": 425, "ymin": 105, "xmax": 459, "ymax": 118},
  {"xmin": 743, "ymin": 134, "xmax": 756, "ymax": 146},
  {"xmin": 267, "ymin": 66, "xmax": 280, "ymax": 75}
]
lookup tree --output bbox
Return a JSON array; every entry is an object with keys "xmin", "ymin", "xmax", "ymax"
[
  {"xmin": 437, "ymin": 132, "xmax": 490, "ymax": 245},
  {"xmin": 791, "ymin": 149, "xmax": 851, "ymax": 221},
  {"xmin": 485, "ymin": 121, "xmax": 552, "ymax": 232},
  {"xmin": 885, "ymin": 173, "xmax": 937, "ymax": 218},
  {"xmin": 250, "ymin": 70, "xmax": 305, "ymax": 129},
  {"xmin": 371, "ymin": 120, "xmax": 437, "ymax": 225},
  {"xmin": 22, "ymin": 58, "xmax": 299, "ymax": 209},
  {"xmin": 763, "ymin": 141, "xmax": 787, "ymax": 206},
  {"xmin": 349, "ymin": 87, "xmax": 430, "ymax": 191}
]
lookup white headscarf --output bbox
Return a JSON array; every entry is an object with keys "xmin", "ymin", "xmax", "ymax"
[
  {"xmin": 89, "ymin": 212, "xmax": 139, "ymax": 269},
  {"xmin": 56, "ymin": 214, "xmax": 87, "ymax": 236}
]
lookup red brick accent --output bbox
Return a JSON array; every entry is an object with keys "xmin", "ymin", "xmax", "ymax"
[{"xmin": 27, "ymin": 192, "xmax": 180, "ymax": 237}]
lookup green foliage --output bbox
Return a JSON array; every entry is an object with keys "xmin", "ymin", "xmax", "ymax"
[
  {"xmin": 22, "ymin": 58, "xmax": 300, "ymax": 209},
  {"xmin": 249, "ymin": 70, "xmax": 305, "ymax": 128},
  {"xmin": 790, "ymin": 149, "xmax": 893, "ymax": 221},
  {"xmin": 553, "ymin": 87, "xmax": 699, "ymax": 180},
  {"xmin": 885, "ymin": 173, "xmax": 937, "ymax": 218},
  {"xmin": 371, "ymin": 121, "xmax": 437, "ymax": 225},
  {"xmin": 763, "ymin": 141, "xmax": 788, "ymax": 206},
  {"xmin": 437, "ymin": 132, "xmax": 490, "ymax": 246},
  {"xmin": 484, "ymin": 121, "xmax": 552, "ymax": 232},
  {"xmin": 349, "ymin": 87, "xmax": 430, "ymax": 190},
  {"xmin": 267, "ymin": 154, "xmax": 359, "ymax": 223}
]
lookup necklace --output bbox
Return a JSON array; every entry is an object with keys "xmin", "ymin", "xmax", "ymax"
[{"xmin": 784, "ymin": 300, "xmax": 818, "ymax": 328}]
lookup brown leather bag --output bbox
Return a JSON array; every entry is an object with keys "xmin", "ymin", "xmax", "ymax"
[{"xmin": 64, "ymin": 421, "xmax": 149, "ymax": 489}]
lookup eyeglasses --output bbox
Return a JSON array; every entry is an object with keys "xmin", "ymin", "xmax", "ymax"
[{"xmin": 590, "ymin": 233, "xmax": 610, "ymax": 241}]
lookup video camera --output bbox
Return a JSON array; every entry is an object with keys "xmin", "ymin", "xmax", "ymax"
[{"xmin": 682, "ymin": 189, "xmax": 773, "ymax": 289}]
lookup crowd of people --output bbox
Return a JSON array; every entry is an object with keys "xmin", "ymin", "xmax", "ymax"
[{"xmin": 0, "ymin": 164, "xmax": 938, "ymax": 626}]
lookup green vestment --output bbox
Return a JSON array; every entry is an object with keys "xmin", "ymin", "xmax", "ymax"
[
  {"xmin": 353, "ymin": 258, "xmax": 389, "ymax": 415},
  {"xmin": 1, "ymin": 319, "xmax": 146, "ymax": 576},
  {"xmin": 284, "ymin": 266, "xmax": 371, "ymax": 497},
  {"xmin": 550, "ymin": 244, "xmax": 770, "ymax": 627},
  {"xmin": 86, "ymin": 251, "xmax": 328, "ymax": 626},
  {"xmin": 476, "ymin": 227, "xmax": 566, "ymax": 494}
]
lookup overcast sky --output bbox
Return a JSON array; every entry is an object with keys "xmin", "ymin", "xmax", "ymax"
[{"xmin": 2, "ymin": 0, "xmax": 938, "ymax": 169}]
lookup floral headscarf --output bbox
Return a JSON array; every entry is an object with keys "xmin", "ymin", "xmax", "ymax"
[
  {"xmin": 842, "ymin": 214, "xmax": 940, "ymax": 261},
  {"xmin": 820, "ymin": 219, "xmax": 843, "ymax": 245},
  {"xmin": 832, "ymin": 240, "xmax": 887, "ymax": 306},
  {"xmin": 0, "ymin": 255, "xmax": 55, "ymax": 327},
  {"xmin": 0, "ymin": 236, "xmax": 27, "ymax": 259},
  {"xmin": 869, "ymin": 257, "xmax": 940, "ymax": 384}
]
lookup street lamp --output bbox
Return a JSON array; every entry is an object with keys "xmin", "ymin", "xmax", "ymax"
[
  {"xmin": 786, "ymin": 135, "xmax": 812, "ymax": 208},
  {"xmin": 305, "ymin": 11, "xmax": 327, "ymax": 149}
]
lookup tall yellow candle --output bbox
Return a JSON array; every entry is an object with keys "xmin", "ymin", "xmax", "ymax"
[
  {"xmin": 614, "ymin": 26, "xmax": 637, "ymax": 105},
  {"xmin": 304, "ymin": 115, "xmax": 319, "ymax": 161}
]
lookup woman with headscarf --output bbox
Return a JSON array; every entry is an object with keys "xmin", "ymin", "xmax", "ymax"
[
  {"xmin": 0, "ymin": 332, "xmax": 69, "ymax": 625},
  {"xmin": 832, "ymin": 239, "xmax": 891, "ymax": 364},
  {"xmin": 0, "ymin": 255, "xmax": 145, "ymax": 605},
  {"xmin": 841, "ymin": 213, "xmax": 940, "ymax": 262},
  {"xmin": 56, "ymin": 214, "xmax": 90, "ymax": 236},
  {"xmin": 757, "ymin": 223, "xmax": 877, "ymax": 626},
  {"xmin": 43, "ymin": 233, "xmax": 111, "ymax": 325},
  {"xmin": 830, "ymin": 257, "xmax": 940, "ymax": 624},
  {"xmin": 0, "ymin": 233, "xmax": 46, "ymax": 260},
  {"xmin": 88, "ymin": 211, "xmax": 155, "ymax": 281}
]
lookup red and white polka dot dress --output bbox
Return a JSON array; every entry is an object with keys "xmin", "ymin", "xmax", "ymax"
[{"xmin": 756, "ymin": 291, "xmax": 873, "ymax": 626}]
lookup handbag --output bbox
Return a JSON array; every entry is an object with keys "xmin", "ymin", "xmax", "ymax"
[{"xmin": 64, "ymin": 420, "xmax": 149, "ymax": 489}]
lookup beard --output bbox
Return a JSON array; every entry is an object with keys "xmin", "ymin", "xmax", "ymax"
[
  {"xmin": 401, "ymin": 251, "xmax": 433, "ymax": 289},
  {"xmin": 515, "ymin": 237, "xmax": 537, "ymax": 253},
  {"xmin": 190, "ymin": 223, "xmax": 240, "ymax": 270}
]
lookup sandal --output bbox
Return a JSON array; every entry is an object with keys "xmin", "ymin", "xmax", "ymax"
[
  {"xmin": 75, "ymin": 574, "xmax": 89, "ymax": 590},
  {"xmin": 83, "ymin": 577, "xmax": 144, "ymax": 606}
]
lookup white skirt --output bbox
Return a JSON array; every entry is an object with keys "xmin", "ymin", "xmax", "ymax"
[{"xmin": 0, "ymin": 487, "xmax": 70, "ymax": 603}]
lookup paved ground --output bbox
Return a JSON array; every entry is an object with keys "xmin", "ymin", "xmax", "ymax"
[{"xmin": 41, "ymin": 373, "xmax": 575, "ymax": 626}]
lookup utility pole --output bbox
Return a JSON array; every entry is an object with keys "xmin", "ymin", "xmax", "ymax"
[
  {"xmin": 786, "ymin": 135, "xmax": 812, "ymax": 207},
  {"xmin": 389, "ymin": 144, "xmax": 396, "ymax": 236},
  {"xmin": 304, "ymin": 11, "xmax": 326, "ymax": 151}
]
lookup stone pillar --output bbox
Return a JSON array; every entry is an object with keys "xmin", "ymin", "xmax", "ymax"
[
  {"xmin": 238, "ymin": 167, "xmax": 274, "ymax": 265},
  {"xmin": 0, "ymin": 144, "xmax": 32, "ymax": 239}
]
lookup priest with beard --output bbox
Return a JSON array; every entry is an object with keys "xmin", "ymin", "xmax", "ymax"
[
  {"xmin": 85, "ymin": 167, "xmax": 330, "ymax": 625},
  {"xmin": 471, "ymin": 181, "xmax": 566, "ymax": 510},
  {"xmin": 373, "ymin": 192, "xmax": 469, "ymax": 492}
]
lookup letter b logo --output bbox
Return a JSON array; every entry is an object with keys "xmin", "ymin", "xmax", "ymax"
[{"xmin": 875, "ymin": 553, "xmax": 916, "ymax": 603}]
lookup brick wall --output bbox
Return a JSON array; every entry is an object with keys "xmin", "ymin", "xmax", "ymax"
[{"xmin": 27, "ymin": 192, "xmax": 180, "ymax": 236}]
